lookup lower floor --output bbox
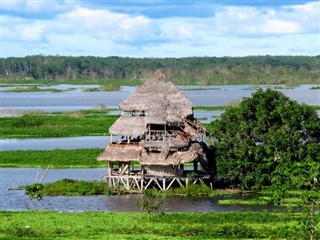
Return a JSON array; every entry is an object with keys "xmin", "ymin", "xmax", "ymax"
[{"xmin": 105, "ymin": 174, "xmax": 213, "ymax": 191}]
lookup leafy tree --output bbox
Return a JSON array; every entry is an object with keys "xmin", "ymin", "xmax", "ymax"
[
  {"xmin": 210, "ymin": 88, "xmax": 320, "ymax": 239},
  {"xmin": 210, "ymin": 88, "xmax": 320, "ymax": 190}
]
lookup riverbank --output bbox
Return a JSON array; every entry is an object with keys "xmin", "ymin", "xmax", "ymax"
[{"xmin": 0, "ymin": 210, "xmax": 304, "ymax": 239}]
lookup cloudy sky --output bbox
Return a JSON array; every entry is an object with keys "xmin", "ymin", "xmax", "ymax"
[{"xmin": 1, "ymin": 0, "xmax": 319, "ymax": 57}]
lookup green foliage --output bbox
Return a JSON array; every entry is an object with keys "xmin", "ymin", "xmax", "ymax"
[
  {"xmin": 0, "ymin": 149, "xmax": 105, "ymax": 168},
  {"xmin": 1, "ymin": 55, "xmax": 319, "ymax": 85},
  {"xmin": 310, "ymin": 86, "xmax": 320, "ymax": 90},
  {"xmin": 40, "ymin": 179, "xmax": 111, "ymax": 196},
  {"xmin": 101, "ymin": 82, "xmax": 121, "ymax": 91},
  {"xmin": 210, "ymin": 88, "xmax": 320, "ymax": 239},
  {"xmin": 147, "ymin": 183, "xmax": 214, "ymax": 197},
  {"xmin": 2, "ymin": 85, "xmax": 62, "ymax": 92},
  {"xmin": 210, "ymin": 88, "xmax": 320, "ymax": 190},
  {"xmin": 135, "ymin": 191, "xmax": 165, "ymax": 214},
  {"xmin": 25, "ymin": 183, "xmax": 44, "ymax": 201}
]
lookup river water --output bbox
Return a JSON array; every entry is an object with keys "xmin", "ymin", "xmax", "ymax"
[
  {"xmin": 1, "ymin": 84, "xmax": 319, "ymax": 114},
  {"xmin": 0, "ymin": 168, "xmax": 279, "ymax": 212}
]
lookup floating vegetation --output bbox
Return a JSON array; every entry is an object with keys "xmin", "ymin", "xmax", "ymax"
[
  {"xmin": 2, "ymin": 86, "xmax": 62, "ymax": 92},
  {"xmin": 41, "ymin": 179, "xmax": 112, "ymax": 196},
  {"xmin": 310, "ymin": 86, "xmax": 320, "ymax": 90}
]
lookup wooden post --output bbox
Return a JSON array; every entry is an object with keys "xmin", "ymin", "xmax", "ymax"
[
  {"xmin": 193, "ymin": 161, "xmax": 198, "ymax": 172},
  {"xmin": 119, "ymin": 162, "xmax": 129, "ymax": 175},
  {"xmin": 108, "ymin": 162, "xmax": 112, "ymax": 187},
  {"xmin": 141, "ymin": 178, "xmax": 144, "ymax": 191},
  {"xmin": 162, "ymin": 178, "xmax": 166, "ymax": 190}
]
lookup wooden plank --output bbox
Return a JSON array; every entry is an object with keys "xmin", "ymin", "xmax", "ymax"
[
  {"xmin": 144, "ymin": 178, "xmax": 154, "ymax": 190},
  {"xmin": 166, "ymin": 178, "xmax": 176, "ymax": 190},
  {"xmin": 154, "ymin": 178, "xmax": 163, "ymax": 190}
]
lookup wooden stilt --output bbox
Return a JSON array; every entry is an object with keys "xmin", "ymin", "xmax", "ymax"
[
  {"xmin": 176, "ymin": 178, "xmax": 184, "ymax": 187},
  {"xmin": 166, "ymin": 178, "xmax": 176, "ymax": 190},
  {"xmin": 162, "ymin": 178, "xmax": 166, "ymax": 190},
  {"xmin": 154, "ymin": 178, "xmax": 162, "ymax": 190},
  {"xmin": 144, "ymin": 178, "xmax": 154, "ymax": 189}
]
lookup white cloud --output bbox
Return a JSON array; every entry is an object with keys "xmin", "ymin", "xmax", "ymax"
[
  {"xmin": 1, "ymin": 1, "xmax": 319, "ymax": 57},
  {"xmin": 58, "ymin": 7, "xmax": 156, "ymax": 42},
  {"xmin": 2, "ymin": 16, "xmax": 47, "ymax": 43},
  {"xmin": 212, "ymin": 2, "xmax": 319, "ymax": 36},
  {"xmin": 20, "ymin": 24, "xmax": 46, "ymax": 42},
  {"xmin": 262, "ymin": 20, "xmax": 301, "ymax": 34}
]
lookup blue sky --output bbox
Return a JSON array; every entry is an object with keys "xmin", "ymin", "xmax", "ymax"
[{"xmin": 1, "ymin": 0, "xmax": 319, "ymax": 57}]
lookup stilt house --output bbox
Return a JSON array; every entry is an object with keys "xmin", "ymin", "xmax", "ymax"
[{"xmin": 97, "ymin": 70, "xmax": 214, "ymax": 190}]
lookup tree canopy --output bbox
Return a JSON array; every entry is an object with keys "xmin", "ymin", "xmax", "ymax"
[
  {"xmin": 210, "ymin": 88, "xmax": 320, "ymax": 190},
  {"xmin": 1, "ymin": 55, "xmax": 319, "ymax": 85}
]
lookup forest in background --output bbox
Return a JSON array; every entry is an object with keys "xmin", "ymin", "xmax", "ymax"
[{"xmin": 1, "ymin": 55, "xmax": 319, "ymax": 85}]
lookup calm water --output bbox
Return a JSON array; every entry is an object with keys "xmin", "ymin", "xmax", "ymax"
[
  {"xmin": 1, "ymin": 84, "xmax": 319, "ymax": 115},
  {"xmin": 0, "ymin": 168, "xmax": 279, "ymax": 212},
  {"xmin": 0, "ymin": 136, "xmax": 111, "ymax": 151}
]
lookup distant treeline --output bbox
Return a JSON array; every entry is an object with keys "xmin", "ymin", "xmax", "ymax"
[{"xmin": 1, "ymin": 55, "xmax": 319, "ymax": 85}]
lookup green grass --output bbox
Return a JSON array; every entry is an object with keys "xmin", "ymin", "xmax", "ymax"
[
  {"xmin": 0, "ymin": 211, "xmax": 309, "ymax": 239},
  {"xmin": 40, "ymin": 179, "xmax": 111, "ymax": 196},
  {"xmin": 0, "ymin": 149, "xmax": 106, "ymax": 168},
  {"xmin": 0, "ymin": 113, "xmax": 118, "ymax": 138}
]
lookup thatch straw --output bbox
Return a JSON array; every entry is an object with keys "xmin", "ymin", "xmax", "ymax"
[
  {"xmin": 139, "ymin": 148, "xmax": 197, "ymax": 165},
  {"xmin": 109, "ymin": 116, "xmax": 146, "ymax": 135},
  {"xmin": 97, "ymin": 144, "xmax": 142, "ymax": 162},
  {"xmin": 97, "ymin": 142, "xmax": 205, "ymax": 166},
  {"xmin": 120, "ymin": 69, "xmax": 193, "ymax": 120}
]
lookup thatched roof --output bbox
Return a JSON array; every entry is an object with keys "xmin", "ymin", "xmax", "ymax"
[
  {"xmin": 97, "ymin": 144, "xmax": 142, "ymax": 162},
  {"xmin": 120, "ymin": 70, "xmax": 193, "ymax": 123},
  {"xmin": 97, "ymin": 142, "xmax": 202, "ymax": 165},
  {"xmin": 109, "ymin": 116, "xmax": 146, "ymax": 135},
  {"xmin": 139, "ymin": 150, "xmax": 197, "ymax": 165},
  {"xmin": 140, "ymin": 138, "xmax": 189, "ymax": 149}
]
